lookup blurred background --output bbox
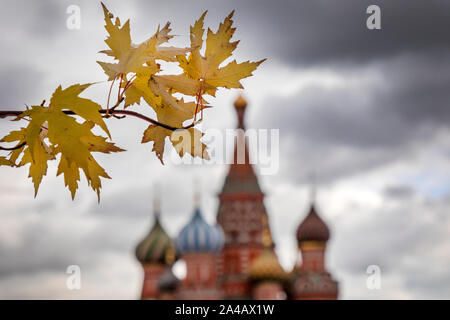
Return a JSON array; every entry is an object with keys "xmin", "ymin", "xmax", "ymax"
[{"xmin": 0, "ymin": 0, "xmax": 449, "ymax": 299}]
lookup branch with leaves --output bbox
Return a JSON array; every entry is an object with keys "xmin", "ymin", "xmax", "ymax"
[{"xmin": 0, "ymin": 3, "xmax": 264, "ymax": 201}]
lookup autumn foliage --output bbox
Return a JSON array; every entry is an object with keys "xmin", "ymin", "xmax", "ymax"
[{"xmin": 0, "ymin": 3, "xmax": 264, "ymax": 201}]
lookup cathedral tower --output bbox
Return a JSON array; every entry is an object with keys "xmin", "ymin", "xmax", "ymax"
[
  {"xmin": 176, "ymin": 202, "xmax": 225, "ymax": 300},
  {"xmin": 135, "ymin": 199, "xmax": 176, "ymax": 299},
  {"xmin": 217, "ymin": 96, "xmax": 273, "ymax": 299},
  {"xmin": 292, "ymin": 199, "xmax": 339, "ymax": 300}
]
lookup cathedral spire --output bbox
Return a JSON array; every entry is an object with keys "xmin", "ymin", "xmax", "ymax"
[
  {"xmin": 217, "ymin": 96, "xmax": 272, "ymax": 299},
  {"xmin": 296, "ymin": 180, "xmax": 330, "ymax": 244},
  {"xmin": 234, "ymin": 95, "xmax": 247, "ymax": 129},
  {"xmin": 193, "ymin": 177, "xmax": 201, "ymax": 208},
  {"xmin": 153, "ymin": 184, "xmax": 161, "ymax": 220},
  {"xmin": 309, "ymin": 171, "xmax": 317, "ymax": 207},
  {"xmin": 220, "ymin": 96, "xmax": 261, "ymax": 195}
]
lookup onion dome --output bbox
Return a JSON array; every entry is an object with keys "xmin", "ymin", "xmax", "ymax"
[
  {"xmin": 214, "ymin": 224, "xmax": 225, "ymax": 250},
  {"xmin": 135, "ymin": 214, "xmax": 176, "ymax": 265},
  {"xmin": 176, "ymin": 208, "xmax": 224, "ymax": 254},
  {"xmin": 158, "ymin": 267, "xmax": 180, "ymax": 293},
  {"xmin": 296, "ymin": 204, "xmax": 330, "ymax": 243},
  {"xmin": 248, "ymin": 249, "xmax": 288, "ymax": 283}
]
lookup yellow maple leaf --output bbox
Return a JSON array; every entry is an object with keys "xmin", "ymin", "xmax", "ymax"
[
  {"xmin": 19, "ymin": 139, "xmax": 52, "ymax": 196},
  {"xmin": 141, "ymin": 98, "xmax": 209, "ymax": 163},
  {"xmin": 1, "ymin": 85, "xmax": 124, "ymax": 200},
  {"xmin": 124, "ymin": 72, "xmax": 162, "ymax": 108},
  {"xmin": 98, "ymin": 3, "xmax": 188, "ymax": 81},
  {"xmin": 45, "ymin": 113, "xmax": 123, "ymax": 200},
  {"xmin": 0, "ymin": 156, "xmax": 13, "ymax": 166},
  {"xmin": 141, "ymin": 125, "xmax": 168, "ymax": 164},
  {"xmin": 170, "ymin": 127, "xmax": 210, "ymax": 160},
  {"xmin": 177, "ymin": 11, "xmax": 265, "ymax": 96},
  {"xmin": 0, "ymin": 128, "xmax": 26, "ymax": 165},
  {"xmin": 1, "ymin": 126, "xmax": 52, "ymax": 196},
  {"xmin": 57, "ymin": 155, "xmax": 80, "ymax": 200},
  {"xmin": 97, "ymin": 3, "xmax": 153, "ymax": 80},
  {"xmin": 142, "ymin": 126, "xmax": 209, "ymax": 164},
  {"xmin": 50, "ymin": 83, "xmax": 110, "ymax": 137}
]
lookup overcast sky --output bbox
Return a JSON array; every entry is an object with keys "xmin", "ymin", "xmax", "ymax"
[{"xmin": 0, "ymin": 0, "xmax": 449, "ymax": 299}]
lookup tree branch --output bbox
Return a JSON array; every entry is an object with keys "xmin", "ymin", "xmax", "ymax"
[
  {"xmin": 0, "ymin": 141, "xmax": 25, "ymax": 151},
  {"xmin": 0, "ymin": 107, "xmax": 197, "ymax": 151},
  {"xmin": 0, "ymin": 109, "xmax": 196, "ymax": 131}
]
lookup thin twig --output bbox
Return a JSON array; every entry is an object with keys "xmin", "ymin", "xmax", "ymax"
[
  {"xmin": 194, "ymin": 80, "xmax": 204, "ymax": 123},
  {"xmin": 106, "ymin": 76, "xmax": 117, "ymax": 116},
  {"xmin": 0, "ymin": 141, "xmax": 25, "ymax": 151},
  {"xmin": 0, "ymin": 108, "xmax": 195, "ymax": 131},
  {"xmin": 0, "ymin": 106, "xmax": 196, "ymax": 151}
]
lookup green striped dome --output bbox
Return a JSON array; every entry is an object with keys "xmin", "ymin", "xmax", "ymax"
[{"xmin": 135, "ymin": 215, "xmax": 175, "ymax": 265}]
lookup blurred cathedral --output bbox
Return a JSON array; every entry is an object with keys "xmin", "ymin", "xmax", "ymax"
[{"xmin": 134, "ymin": 96, "xmax": 339, "ymax": 300}]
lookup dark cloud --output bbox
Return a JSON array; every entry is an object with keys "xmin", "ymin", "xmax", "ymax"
[
  {"xmin": 134, "ymin": 0, "xmax": 450, "ymax": 66},
  {"xmin": 378, "ymin": 52, "xmax": 450, "ymax": 125},
  {"xmin": 234, "ymin": 0, "xmax": 450, "ymax": 66},
  {"xmin": 304, "ymin": 1, "xmax": 446, "ymax": 65},
  {"xmin": 253, "ymin": 50, "xmax": 450, "ymax": 183},
  {"xmin": 384, "ymin": 185, "xmax": 416, "ymax": 199}
]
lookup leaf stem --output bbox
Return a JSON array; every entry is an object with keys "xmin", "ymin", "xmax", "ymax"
[{"xmin": 106, "ymin": 76, "xmax": 117, "ymax": 116}]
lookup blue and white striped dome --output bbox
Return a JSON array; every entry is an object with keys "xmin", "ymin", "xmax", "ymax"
[{"xmin": 176, "ymin": 208, "xmax": 224, "ymax": 254}]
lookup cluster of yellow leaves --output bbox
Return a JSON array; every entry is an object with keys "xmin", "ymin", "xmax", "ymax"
[
  {"xmin": 0, "ymin": 84, "xmax": 123, "ymax": 201},
  {"xmin": 97, "ymin": 4, "xmax": 264, "ymax": 164},
  {"xmin": 0, "ymin": 3, "xmax": 263, "ymax": 200}
]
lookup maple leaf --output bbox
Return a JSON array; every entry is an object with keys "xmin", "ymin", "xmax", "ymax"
[
  {"xmin": 142, "ymin": 99, "xmax": 210, "ymax": 163},
  {"xmin": 123, "ymin": 70, "xmax": 162, "ymax": 108},
  {"xmin": 1, "ymin": 125, "xmax": 53, "ymax": 196},
  {"xmin": 57, "ymin": 155, "xmax": 80, "ymax": 200},
  {"xmin": 142, "ymin": 126, "xmax": 209, "ymax": 164},
  {"xmin": 97, "ymin": 3, "xmax": 188, "ymax": 81},
  {"xmin": 97, "ymin": 3, "xmax": 150, "ymax": 80},
  {"xmin": 0, "ymin": 128, "xmax": 26, "ymax": 165},
  {"xmin": 0, "ymin": 85, "xmax": 123, "ymax": 200},
  {"xmin": 177, "ymin": 11, "xmax": 265, "ymax": 96},
  {"xmin": 141, "ymin": 125, "xmax": 168, "ymax": 164},
  {"xmin": 50, "ymin": 83, "xmax": 110, "ymax": 137},
  {"xmin": 170, "ymin": 127, "xmax": 210, "ymax": 160},
  {"xmin": 19, "ymin": 139, "xmax": 52, "ymax": 196},
  {"xmin": 0, "ymin": 156, "xmax": 13, "ymax": 166}
]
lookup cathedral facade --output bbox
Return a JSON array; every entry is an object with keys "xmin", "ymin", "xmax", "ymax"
[{"xmin": 134, "ymin": 97, "xmax": 339, "ymax": 300}]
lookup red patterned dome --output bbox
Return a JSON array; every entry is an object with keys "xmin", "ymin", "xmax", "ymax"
[{"xmin": 296, "ymin": 204, "xmax": 330, "ymax": 243}]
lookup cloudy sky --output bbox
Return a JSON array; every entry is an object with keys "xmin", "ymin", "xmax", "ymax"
[{"xmin": 0, "ymin": 0, "xmax": 449, "ymax": 299}]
